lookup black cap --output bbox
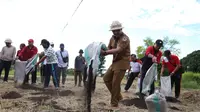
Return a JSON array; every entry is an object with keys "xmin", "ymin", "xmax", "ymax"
[
  {"xmin": 164, "ymin": 50, "xmax": 171, "ymax": 56},
  {"xmin": 40, "ymin": 39, "xmax": 49, "ymax": 45},
  {"xmin": 60, "ymin": 43, "xmax": 65, "ymax": 48},
  {"xmin": 79, "ymin": 49, "xmax": 84, "ymax": 53},
  {"xmin": 155, "ymin": 39, "xmax": 163, "ymax": 47}
]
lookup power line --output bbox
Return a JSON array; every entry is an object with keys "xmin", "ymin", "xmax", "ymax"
[{"xmin": 62, "ymin": 0, "xmax": 84, "ymax": 32}]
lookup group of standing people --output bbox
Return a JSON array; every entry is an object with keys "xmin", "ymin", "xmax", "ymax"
[
  {"xmin": 101, "ymin": 21, "xmax": 182, "ymax": 110},
  {"xmin": 0, "ymin": 38, "xmax": 86, "ymax": 90}
]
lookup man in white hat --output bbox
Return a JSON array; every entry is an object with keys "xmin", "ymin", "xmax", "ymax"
[
  {"xmin": 101, "ymin": 21, "xmax": 130, "ymax": 109},
  {"xmin": 0, "ymin": 38, "xmax": 16, "ymax": 82}
]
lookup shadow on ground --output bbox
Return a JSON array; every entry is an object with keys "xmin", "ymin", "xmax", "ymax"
[
  {"xmin": 30, "ymin": 90, "xmax": 75, "ymax": 96},
  {"xmin": 121, "ymin": 98, "xmax": 147, "ymax": 109},
  {"xmin": 169, "ymin": 106, "xmax": 181, "ymax": 111},
  {"xmin": 18, "ymin": 84, "xmax": 44, "ymax": 91},
  {"xmin": 166, "ymin": 97, "xmax": 181, "ymax": 103}
]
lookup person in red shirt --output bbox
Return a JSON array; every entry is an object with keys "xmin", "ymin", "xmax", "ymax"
[
  {"xmin": 18, "ymin": 39, "xmax": 38, "ymax": 85},
  {"xmin": 161, "ymin": 50, "xmax": 181, "ymax": 99},
  {"xmin": 139, "ymin": 39, "xmax": 163, "ymax": 97},
  {"xmin": 16, "ymin": 43, "xmax": 26, "ymax": 61}
]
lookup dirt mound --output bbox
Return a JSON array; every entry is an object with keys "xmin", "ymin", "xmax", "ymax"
[
  {"xmin": 31, "ymin": 90, "xmax": 75, "ymax": 96},
  {"xmin": 1, "ymin": 91, "xmax": 22, "ymax": 99},
  {"xmin": 181, "ymin": 91, "xmax": 200, "ymax": 103},
  {"xmin": 59, "ymin": 90, "xmax": 75, "ymax": 96},
  {"xmin": 121, "ymin": 98, "xmax": 147, "ymax": 109}
]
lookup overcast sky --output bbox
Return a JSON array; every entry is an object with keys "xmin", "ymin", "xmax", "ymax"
[{"xmin": 0, "ymin": 0, "xmax": 200, "ymax": 69}]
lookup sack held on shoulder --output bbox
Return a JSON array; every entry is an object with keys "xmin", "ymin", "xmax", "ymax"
[{"xmin": 60, "ymin": 51, "xmax": 68, "ymax": 63}]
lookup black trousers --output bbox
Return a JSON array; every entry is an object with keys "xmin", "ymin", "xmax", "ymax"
[
  {"xmin": 124, "ymin": 72, "xmax": 140, "ymax": 91},
  {"xmin": 44, "ymin": 64, "xmax": 59, "ymax": 88},
  {"xmin": 171, "ymin": 75, "xmax": 181, "ymax": 98},
  {"xmin": 0, "ymin": 60, "xmax": 12, "ymax": 81},
  {"xmin": 140, "ymin": 71, "xmax": 155, "ymax": 95},
  {"xmin": 24, "ymin": 67, "xmax": 37, "ymax": 84},
  {"xmin": 83, "ymin": 66, "xmax": 87, "ymax": 86}
]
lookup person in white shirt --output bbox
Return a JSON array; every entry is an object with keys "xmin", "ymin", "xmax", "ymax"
[
  {"xmin": 36, "ymin": 39, "xmax": 59, "ymax": 89},
  {"xmin": 0, "ymin": 38, "xmax": 16, "ymax": 82},
  {"xmin": 124, "ymin": 54, "xmax": 142, "ymax": 92},
  {"xmin": 56, "ymin": 43, "xmax": 69, "ymax": 87},
  {"xmin": 39, "ymin": 42, "xmax": 54, "ymax": 84}
]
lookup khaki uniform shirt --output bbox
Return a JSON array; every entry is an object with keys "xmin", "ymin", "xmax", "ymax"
[{"xmin": 108, "ymin": 33, "xmax": 130, "ymax": 70}]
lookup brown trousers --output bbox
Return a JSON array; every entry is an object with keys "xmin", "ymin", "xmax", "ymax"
[
  {"xmin": 103, "ymin": 66, "xmax": 126, "ymax": 107},
  {"xmin": 74, "ymin": 71, "xmax": 82, "ymax": 86}
]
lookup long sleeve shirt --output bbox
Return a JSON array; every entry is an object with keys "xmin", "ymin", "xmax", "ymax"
[{"xmin": 0, "ymin": 46, "xmax": 16, "ymax": 61}]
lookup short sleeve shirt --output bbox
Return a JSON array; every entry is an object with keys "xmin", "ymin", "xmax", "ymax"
[
  {"xmin": 145, "ymin": 46, "xmax": 162, "ymax": 63},
  {"xmin": 44, "ymin": 46, "xmax": 57, "ymax": 64},
  {"xmin": 162, "ymin": 55, "xmax": 180, "ymax": 73}
]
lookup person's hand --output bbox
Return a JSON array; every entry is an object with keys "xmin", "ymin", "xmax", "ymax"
[
  {"xmin": 12, "ymin": 60, "xmax": 15, "ymax": 65},
  {"xmin": 170, "ymin": 72, "xmax": 175, "ymax": 76},
  {"xmin": 15, "ymin": 56, "xmax": 19, "ymax": 60},
  {"xmin": 138, "ymin": 73, "xmax": 141, "ymax": 78},
  {"xmin": 152, "ymin": 56, "xmax": 157, "ymax": 63},
  {"xmin": 101, "ymin": 50, "xmax": 107, "ymax": 56},
  {"xmin": 160, "ymin": 73, "xmax": 163, "ymax": 76},
  {"xmin": 35, "ymin": 63, "xmax": 39, "ymax": 67}
]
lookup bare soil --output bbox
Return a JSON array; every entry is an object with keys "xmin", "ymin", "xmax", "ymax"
[{"xmin": 0, "ymin": 76, "xmax": 199, "ymax": 112}]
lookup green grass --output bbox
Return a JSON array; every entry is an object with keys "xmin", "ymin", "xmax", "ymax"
[
  {"xmin": 2, "ymin": 69, "xmax": 200, "ymax": 90},
  {"xmin": 181, "ymin": 72, "xmax": 200, "ymax": 89},
  {"xmin": 1, "ymin": 69, "xmax": 74, "ymax": 78}
]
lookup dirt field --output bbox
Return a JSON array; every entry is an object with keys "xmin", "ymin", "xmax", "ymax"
[{"xmin": 0, "ymin": 76, "xmax": 200, "ymax": 112}]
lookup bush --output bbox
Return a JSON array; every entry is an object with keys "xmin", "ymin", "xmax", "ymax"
[{"xmin": 181, "ymin": 72, "xmax": 200, "ymax": 89}]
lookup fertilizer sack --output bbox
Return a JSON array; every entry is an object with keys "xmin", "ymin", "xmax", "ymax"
[
  {"xmin": 160, "ymin": 76, "xmax": 172, "ymax": 97},
  {"xmin": 145, "ymin": 91, "xmax": 168, "ymax": 112},
  {"xmin": 25, "ymin": 54, "xmax": 38, "ymax": 75},
  {"xmin": 14, "ymin": 60, "xmax": 27, "ymax": 83},
  {"xmin": 142, "ymin": 63, "xmax": 158, "ymax": 95},
  {"xmin": 135, "ymin": 77, "xmax": 140, "ymax": 93},
  {"xmin": 84, "ymin": 42, "xmax": 108, "ymax": 79}
]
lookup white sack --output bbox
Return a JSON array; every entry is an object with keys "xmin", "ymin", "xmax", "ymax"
[
  {"xmin": 142, "ymin": 63, "xmax": 158, "ymax": 95},
  {"xmin": 160, "ymin": 76, "xmax": 172, "ymax": 97},
  {"xmin": 135, "ymin": 77, "xmax": 140, "ymax": 93},
  {"xmin": 145, "ymin": 91, "xmax": 168, "ymax": 112},
  {"xmin": 84, "ymin": 42, "xmax": 106, "ymax": 80},
  {"xmin": 14, "ymin": 60, "xmax": 27, "ymax": 83}
]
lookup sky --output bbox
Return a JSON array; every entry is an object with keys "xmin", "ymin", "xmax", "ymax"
[{"xmin": 0, "ymin": 0, "xmax": 200, "ymax": 69}]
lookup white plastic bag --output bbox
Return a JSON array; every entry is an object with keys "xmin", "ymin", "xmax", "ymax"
[
  {"xmin": 142, "ymin": 63, "xmax": 157, "ymax": 95},
  {"xmin": 160, "ymin": 76, "xmax": 172, "ymax": 97},
  {"xmin": 145, "ymin": 90, "xmax": 168, "ymax": 112},
  {"xmin": 14, "ymin": 60, "xmax": 27, "ymax": 83},
  {"xmin": 84, "ymin": 42, "xmax": 107, "ymax": 80},
  {"xmin": 135, "ymin": 77, "xmax": 140, "ymax": 93}
]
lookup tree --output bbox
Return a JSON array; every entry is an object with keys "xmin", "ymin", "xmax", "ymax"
[
  {"xmin": 181, "ymin": 50, "xmax": 200, "ymax": 73},
  {"xmin": 161, "ymin": 36, "xmax": 181, "ymax": 56},
  {"xmin": 98, "ymin": 56, "xmax": 106, "ymax": 76},
  {"xmin": 136, "ymin": 37, "xmax": 154, "ymax": 59},
  {"xmin": 136, "ymin": 37, "xmax": 181, "ymax": 59}
]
